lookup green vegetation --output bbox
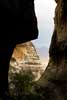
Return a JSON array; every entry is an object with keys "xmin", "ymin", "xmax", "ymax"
[{"xmin": 9, "ymin": 68, "xmax": 43, "ymax": 100}]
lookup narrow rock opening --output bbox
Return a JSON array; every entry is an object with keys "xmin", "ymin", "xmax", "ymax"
[{"xmin": 9, "ymin": 0, "xmax": 57, "ymax": 98}]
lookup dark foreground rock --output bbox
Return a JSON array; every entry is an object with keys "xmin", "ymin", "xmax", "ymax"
[{"xmin": 34, "ymin": 0, "xmax": 67, "ymax": 100}]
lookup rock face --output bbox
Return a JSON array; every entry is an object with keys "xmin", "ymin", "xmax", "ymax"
[
  {"xmin": 9, "ymin": 42, "xmax": 44, "ymax": 81},
  {"xmin": 34, "ymin": 0, "xmax": 67, "ymax": 100}
]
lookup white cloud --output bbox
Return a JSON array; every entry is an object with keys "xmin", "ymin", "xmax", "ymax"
[
  {"xmin": 33, "ymin": 0, "xmax": 56, "ymax": 48},
  {"xmin": 35, "ymin": 0, "xmax": 56, "ymax": 18}
]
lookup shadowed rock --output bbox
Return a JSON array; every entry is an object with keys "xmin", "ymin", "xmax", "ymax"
[
  {"xmin": 0, "ymin": 0, "xmax": 38, "ymax": 99},
  {"xmin": 34, "ymin": 0, "xmax": 67, "ymax": 100}
]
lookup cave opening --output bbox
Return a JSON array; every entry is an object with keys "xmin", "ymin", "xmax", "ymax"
[{"xmin": 9, "ymin": 0, "xmax": 56, "ymax": 82}]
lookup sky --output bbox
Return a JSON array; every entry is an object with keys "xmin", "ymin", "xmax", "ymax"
[{"xmin": 32, "ymin": 0, "xmax": 56, "ymax": 49}]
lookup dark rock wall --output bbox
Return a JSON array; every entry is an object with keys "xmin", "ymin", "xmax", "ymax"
[{"xmin": 34, "ymin": 0, "xmax": 67, "ymax": 100}]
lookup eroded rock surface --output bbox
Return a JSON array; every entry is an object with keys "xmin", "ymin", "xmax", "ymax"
[{"xmin": 9, "ymin": 42, "xmax": 44, "ymax": 81}]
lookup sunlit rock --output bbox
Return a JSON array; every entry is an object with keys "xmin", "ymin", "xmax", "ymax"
[{"xmin": 9, "ymin": 42, "xmax": 45, "ymax": 81}]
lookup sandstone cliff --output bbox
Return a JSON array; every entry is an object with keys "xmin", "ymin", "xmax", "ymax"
[
  {"xmin": 34, "ymin": 0, "xmax": 67, "ymax": 100},
  {"xmin": 9, "ymin": 42, "xmax": 44, "ymax": 81}
]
